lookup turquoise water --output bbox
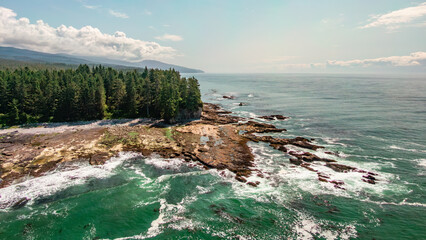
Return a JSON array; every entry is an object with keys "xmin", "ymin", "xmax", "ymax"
[{"xmin": 1, "ymin": 74, "xmax": 425, "ymax": 239}]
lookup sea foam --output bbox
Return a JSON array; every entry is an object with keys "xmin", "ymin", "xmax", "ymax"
[{"xmin": 0, "ymin": 152, "xmax": 139, "ymax": 209}]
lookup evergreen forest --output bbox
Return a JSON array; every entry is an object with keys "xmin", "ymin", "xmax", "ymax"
[{"xmin": 0, "ymin": 65, "xmax": 203, "ymax": 126}]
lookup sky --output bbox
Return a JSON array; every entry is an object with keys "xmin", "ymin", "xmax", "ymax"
[{"xmin": 0, "ymin": 0, "xmax": 425, "ymax": 73}]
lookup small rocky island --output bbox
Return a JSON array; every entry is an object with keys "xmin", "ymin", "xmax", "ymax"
[{"xmin": 0, "ymin": 102, "xmax": 377, "ymax": 196}]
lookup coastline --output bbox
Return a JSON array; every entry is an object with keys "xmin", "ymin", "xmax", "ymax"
[{"xmin": 0, "ymin": 103, "xmax": 377, "ymax": 207}]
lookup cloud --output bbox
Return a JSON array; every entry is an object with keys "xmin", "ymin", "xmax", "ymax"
[
  {"xmin": 327, "ymin": 52, "xmax": 426, "ymax": 67},
  {"xmin": 264, "ymin": 52, "xmax": 426, "ymax": 71},
  {"xmin": 83, "ymin": 5, "xmax": 99, "ymax": 9},
  {"xmin": 155, "ymin": 34, "xmax": 183, "ymax": 42},
  {"xmin": 144, "ymin": 10, "xmax": 152, "ymax": 16},
  {"xmin": 277, "ymin": 63, "xmax": 326, "ymax": 69},
  {"xmin": 0, "ymin": 6, "xmax": 176, "ymax": 61},
  {"xmin": 361, "ymin": 2, "xmax": 426, "ymax": 29},
  {"xmin": 109, "ymin": 9, "xmax": 129, "ymax": 19}
]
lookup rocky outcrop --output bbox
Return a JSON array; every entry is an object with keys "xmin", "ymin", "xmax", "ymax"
[{"xmin": 0, "ymin": 102, "xmax": 377, "ymax": 193}]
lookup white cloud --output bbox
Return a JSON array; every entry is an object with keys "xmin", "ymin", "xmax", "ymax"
[
  {"xmin": 155, "ymin": 34, "xmax": 183, "ymax": 42},
  {"xmin": 0, "ymin": 7, "xmax": 176, "ymax": 61},
  {"xmin": 109, "ymin": 9, "xmax": 129, "ymax": 19},
  {"xmin": 278, "ymin": 63, "xmax": 326, "ymax": 69},
  {"xmin": 83, "ymin": 5, "xmax": 99, "ymax": 9},
  {"xmin": 144, "ymin": 10, "xmax": 152, "ymax": 16},
  {"xmin": 361, "ymin": 2, "xmax": 426, "ymax": 29},
  {"xmin": 264, "ymin": 52, "xmax": 426, "ymax": 71},
  {"xmin": 327, "ymin": 52, "xmax": 426, "ymax": 67}
]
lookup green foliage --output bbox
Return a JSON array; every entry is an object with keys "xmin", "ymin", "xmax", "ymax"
[{"xmin": 0, "ymin": 65, "xmax": 202, "ymax": 126}]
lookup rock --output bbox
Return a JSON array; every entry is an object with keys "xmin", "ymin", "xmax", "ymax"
[
  {"xmin": 362, "ymin": 179, "xmax": 376, "ymax": 184},
  {"xmin": 291, "ymin": 152, "xmax": 321, "ymax": 162},
  {"xmin": 330, "ymin": 180, "xmax": 344, "ymax": 185},
  {"xmin": 239, "ymin": 121, "xmax": 286, "ymax": 134},
  {"xmin": 89, "ymin": 152, "xmax": 110, "ymax": 165},
  {"xmin": 235, "ymin": 175, "xmax": 247, "ymax": 182},
  {"xmin": 301, "ymin": 163, "xmax": 317, "ymax": 172},
  {"xmin": 1, "ymin": 152, "xmax": 12, "ymax": 156},
  {"xmin": 289, "ymin": 158, "xmax": 303, "ymax": 165},
  {"xmin": 325, "ymin": 151, "xmax": 340, "ymax": 157},
  {"xmin": 318, "ymin": 177, "xmax": 328, "ymax": 182},
  {"xmin": 259, "ymin": 115, "xmax": 289, "ymax": 121},
  {"xmin": 223, "ymin": 95, "xmax": 236, "ymax": 100},
  {"xmin": 325, "ymin": 163, "xmax": 357, "ymax": 173},
  {"xmin": 247, "ymin": 181, "xmax": 258, "ymax": 187},
  {"xmin": 270, "ymin": 144, "xmax": 287, "ymax": 152},
  {"xmin": 363, "ymin": 175, "xmax": 376, "ymax": 181},
  {"xmin": 198, "ymin": 147, "xmax": 208, "ymax": 152},
  {"xmin": 11, "ymin": 197, "xmax": 30, "ymax": 209},
  {"xmin": 239, "ymin": 102, "xmax": 247, "ymax": 106},
  {"xmin": 290, "ymin": 139, "xmax": 323, "ymax": 150},
  {"xmin": 317, "ymin": 173, "xmax": 330, "ymax": 179}
]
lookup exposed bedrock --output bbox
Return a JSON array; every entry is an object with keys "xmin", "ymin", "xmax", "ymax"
[{"xmin": 0, "ymin": 102, "xmax": 377, "ymax": 196}]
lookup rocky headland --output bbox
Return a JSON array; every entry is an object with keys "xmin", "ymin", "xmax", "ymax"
[{"xmin": 0, "ymin": 103, "xmax": 377, "ymax": 196}]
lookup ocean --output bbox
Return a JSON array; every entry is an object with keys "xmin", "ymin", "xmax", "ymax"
[{"xmin": 1, "ymin": 73, "xmax": 425, "ymax": 239}]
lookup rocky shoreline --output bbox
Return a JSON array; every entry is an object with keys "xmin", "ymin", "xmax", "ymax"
[{"xmin": 0, "ymin": 103, "xmax": 377, "ymax": 195}]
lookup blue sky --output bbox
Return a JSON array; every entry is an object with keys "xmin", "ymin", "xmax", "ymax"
[{"xmin": 0, "ymin": 0, "xmax": 425, "ymax": 73}]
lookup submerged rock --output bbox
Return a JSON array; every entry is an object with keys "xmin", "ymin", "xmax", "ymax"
[{"xmin": 11, "ymin": 197, "xmax": 30, "ymax": 209}]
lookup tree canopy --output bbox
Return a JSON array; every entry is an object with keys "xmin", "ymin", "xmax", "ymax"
[{"xmin": 0, "ymin": 65, "xmax": 203, "ymax": 126}]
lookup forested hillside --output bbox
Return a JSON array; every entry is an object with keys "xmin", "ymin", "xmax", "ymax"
[{"xmin": 0, "ymin": 65, "xmax": 202, "ymax": 126}]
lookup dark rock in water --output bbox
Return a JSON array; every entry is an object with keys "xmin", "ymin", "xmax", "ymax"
[
  {"xmin": 321, "ymin": 158, "xmax": 337, "ymax": 163},
  {"xmin": 22, "ymin": 223, "xmax": 33, "ymax": 235},
  {"xmin": 238, "ymin": 102, "xmax": 247, "ymax": 106},
  {"xmin": 325, "ymin": 163, "xmax": 357, "ymax": 173},
  {"xmin": 327, "ymin": 206, "xmax": 340, "ymax": 214},
  {"xmin": 325, "ymin": 151, "xmax": 340, "ymax": 157},
  {"xmin": 363, "ymin": 175, "xmax": 376, "ymax": 181},
  {"xmin": 318, "ymin": 177, "xmax": 328, "ymax": 182},
  {"xmin": 270, "ymin": 144, "xmax": 287, "ymax": 152},
  {"xmin": 291, "ymin": 152, "xmax": 322, "ymax": 162},
  {"xmin": 239, "ymin": 121, "xmax": 286, "ymax": 133},
  {"xmin": 290, "ymin": 138, "xmax": 323, "ymax": 150},
  {"xmin": 223, "ymin": 95, "xmax": 236, "ymax": 100},
  {"xmin": 235, "ymin": 175, "xmax": 247, "ymax": 182},
  {"xmin": 362, "ymin": 179, "xmax": 376, "ymax": 184},
  {"xmin": 330, "ymin": 180, "xmax": 344, "ymax": 185},
  {"xmin": 259, "ymin": 115, "xmax": 289, "ymax": 121},
  {"xmin": 11, "ymin": 197, "xmax": 30, "ymax": 209},
  {"xmin": 317, "ymin": 173, "xmax": 329, "ymax": 178},
  {"xmin": 247, "ymin": 181, "xmax": 258, "ymax": 187},
  {"xmin": 289, "ymin": 158, "xmax": 303, "ymax": 165},
  {"xmin": 301, "ymin": 163, "xmax": 317, "ymax": 172}
]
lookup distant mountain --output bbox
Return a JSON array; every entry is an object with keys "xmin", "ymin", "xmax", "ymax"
[
  {"xmin": 0, "ymin": 46, "xmax": 204, "ymax": 73},
  {"xmin": 0, "ymin": 46, "xmax": 92, "ymax": 65}
]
